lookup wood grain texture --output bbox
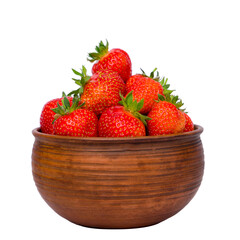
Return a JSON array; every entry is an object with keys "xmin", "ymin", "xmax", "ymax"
[{"xmin": 31, "ymin": 125, "xmax": 204, "ymax": 229}]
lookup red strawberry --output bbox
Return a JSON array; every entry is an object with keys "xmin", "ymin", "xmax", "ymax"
[
  {"xmin": 147, "ymin": 94, "xmax": 186, "ymax": 135},
  {"xmin": 52, "ymin": 97, "xmax": 98, "ymax": 137},
  {"xmin": 126, "ymin": 68, "xmax": 172, "ymax": 114},
  {"xmin": 98, "ymin": 92, "xmax": 151, "ymax": 137},
  {"xmin": 70, "ymin": 66, "xmax": 125, "ymax": 116},
  {"xmin": 40, "ymin": 96, "xmax": 73, "ymax": 134},
  {"xmin": 183, "ymin": 112, "xmax": 194, "ymax": 132},
  {"xmin": 88, "ymin": 40, "xmax": 132, "ymax": 82}
]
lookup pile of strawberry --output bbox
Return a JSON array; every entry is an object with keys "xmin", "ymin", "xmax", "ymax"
[{"xmin": 40, "ymin": 40, "xmax": 194, "ymax": 137}]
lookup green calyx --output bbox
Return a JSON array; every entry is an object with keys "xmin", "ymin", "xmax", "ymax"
[
  {"xmin": 156, "ymin": 76, "xmax": 186, "ymax": 112},
  {"xmin": 140, "ymin": 68, "xmax": 174, "ymax": 94},
  {"xmin": 157, "ymin": 93, "xmax": 186, "ymax": 112},
  {"xmin": 159, "ymin": 77, "xmax": 175, "ymax": 96},
  {"xmin": 51, "ymin": 96, "xmax": 84, "ymax": 123},
  {"xmin": 140, "ymin": 68, "xmax": 160, "ymax": 81},
  {"xmin": 140, "ymin": 68, "xmax": 176, "ymax": 99},
  {"xmin": 119, "ymin": 91, "xmax": 151, "ymax": 126},
  {"xmin": 139, "ymin": 68, "xmax": 185, "ymax": 111},
  {"xmin": 68, "ymin": 65, "xmax": 91, "ymax": 97},
  {"xmin": 87, "ymin": 40, "xmax": 109, "ymax": 62}
]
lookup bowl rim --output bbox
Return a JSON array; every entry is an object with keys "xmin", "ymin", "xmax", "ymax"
[{"xmin": 32, "ymin": 124, "xmax": 203, "ymax": 143}]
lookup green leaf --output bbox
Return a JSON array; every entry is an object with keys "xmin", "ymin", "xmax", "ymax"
[
  {"xmin": 80, "ymin": 78, "xmax": 86, "ymax": 86},
  {"xmin": 137, "ymin": 99, "xmax": 144, "ymax": 112},
  {"xmin": 69, "ymin": 66, "xmax": 90, "ymax": 98},
  {"xmin": 134, "ymin": 112, "xmax": 152, "ymax": 126},
  {"xmin": 79, "ymin": 87, "xmax": 84, "ymax": 94},
  {"xmin": 119, "ymin": 99, "xmax": 127, "ymax": 109},
  {"xmin": 72, "ymin": 68, "xmax": 81, "ymax": 76},
  {"xmin": 68, "ymin": 88, "xmax": 80, "ymax": 96},
  {"xmin": 172, "ymin": 95, "xmax": 178, "ymax": 104},
  {"xmin": 125, "ymin": 91, "xmax": 133, "ymax": 106},
  {"xmin": 63, "ymin": 96, "xmax": 70, "ymax": 109},
  {"xmin": 87, "ymin": 40, "xmax": 109, "ymax": 62},
  {"xmin": 140, "ymin": 68, "xmax": 160, "ymax": 81},
  {"xmin": 131, "ymin": 100, "xmax": 138, "ymax": 112},
  {"xmin": 51, "ymin": 107, "xmax": 60, "ymax": 114},
  {"xmin": 57, "ymin": 102, "xmax": 65, "ymax": 114},
  {"xmin": 157, "ymin": 94, "xmax": 166, "ymax": 101},
  {"xmin": 51, "ymin": 94, "xmax": 83, "ymax": 119},
  {"xmin": 69, "ymin": 96, "xmax": 80, "ymax": 112},
  {"xmin": 118, "ymin": 91, "xmax": 148, "ymax": 125},
  {"xmin": 119, "ymin": 91, "xmax": 125, "ymax": 102},
  {"xmin": 88, "ymin": 53, "xmax": 98, "ymax": 62},
  {"xmin": 156, "ymin": 77, "xmax": 187, "ymax": 112},
  {"xmin": 82, "ymin": 65, "xmax": 87, "ymax": 75},
  {"xmin": 164, "ymin": 89, "xmax": 175, "ymax": 96},
  {"xmin": 165, "ymin": 84, "xmax": 170, "ymax": 89},
  {"xmin": 72, "ymin": 78, "xmax": 81, "ymax": 86},
  {"xmin": 79, "ymin": 102, "xmax": 85, "ymax": 108},
  {"xmin": 119, "ymin": 92, "xmax": 128, "ymax": 109},
  {"xmin": 150, "ymin": 68, "xmax": 157, "ymax": 78},
  {"xmin": 140, "ymin": 68, "xmax": 146, "ymax": 76}
]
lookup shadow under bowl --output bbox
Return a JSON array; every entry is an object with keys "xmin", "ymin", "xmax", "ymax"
[{"xmin": 32, "ymin": 125, "xmax": 204, "ymax": 229}]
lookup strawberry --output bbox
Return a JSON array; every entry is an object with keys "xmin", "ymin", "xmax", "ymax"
[
  {"xmin": 147, "ymin": 94, "xmax": 186, "ymax": 135},
  {"xmin": 98, "ymin": 92, "xmax": 151, "ymax": 137},
  {"xmin": 183, "ymin": 112, "xmax": 194, "ymax": 132},
  {"xmin": 40, "ymin": 96, "xmax": 73, "ymax": 134},
  {"xmin": 69, "ymin": 66, "xmax": 125, "ymax": 116},
  {"xmin": 125, "ymin": 68, "xmax": 173, "ymax": 114},
  {"xmin": 52, "ymin": 97, "xmax": 98, "ymax": 137},
  {"xmin": 88, "ymin": 40, "xmax": 132, "ymax": 82}
]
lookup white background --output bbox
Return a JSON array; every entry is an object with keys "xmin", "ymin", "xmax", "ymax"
[{"xmin": 1, "ymin": 0, "xmax": 240, "ymax": 239}]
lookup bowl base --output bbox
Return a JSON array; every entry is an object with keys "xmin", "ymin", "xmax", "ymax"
[{"xmin": 66, "ymin": 211, "xmax": 179, "ymax": 229}]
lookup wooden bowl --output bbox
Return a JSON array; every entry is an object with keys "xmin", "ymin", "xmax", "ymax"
[{"xmin": 32, "ymin": 125, "xmax": 204, "ymax": 229}]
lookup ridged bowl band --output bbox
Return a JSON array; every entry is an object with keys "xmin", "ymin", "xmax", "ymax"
[{"xmin": 32, "ymin": 125, "xmax": 204, "ymax": 229}]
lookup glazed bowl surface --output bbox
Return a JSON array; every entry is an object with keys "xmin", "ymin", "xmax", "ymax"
[{"xmin": 32, "ymin": 125, "xmax": 204, "ymax": 229}]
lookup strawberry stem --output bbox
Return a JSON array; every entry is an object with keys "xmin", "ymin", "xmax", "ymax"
[
  {"xmin": 51, "ymin": 96, "xmax": 84, "ymax": 123},
  {"xmin": 159, "ymin": 77, "xmax": 175, "ymax": 96},
  {"xmin": 87, "ymin": 40, "xmax": 109, "ymax": 62},
  {"xmin": 119, "ymin": 91, "xmax": 151, "ymax": 126},
  {"xmin": 140, "ymin": 68, "xmax": 160, "ymax": 81},
  {"xmin": 140, "ymin": 69, "xmax": 175, "ymax": 98},
  {"xmin": 68, "ymin": 65, "xmax": 91, "ymax": 97},
  {"xmin": 157, "ymin": 93, "xmax": 186, "ymax": 112}
]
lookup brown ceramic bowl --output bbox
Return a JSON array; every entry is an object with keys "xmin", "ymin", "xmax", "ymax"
[{"xmin": 32, "ymin": 125, "xmax": 204, "ymax": 229}]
